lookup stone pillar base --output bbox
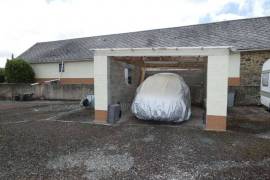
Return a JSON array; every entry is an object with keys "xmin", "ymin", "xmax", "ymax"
[
  {"xmin": 228, "ymin": 77, "xmax": 240, "ymax": 86},
  {"xmin": 94, "ymin": 110, "xmax": 108, "ymax": 124},
  {"xmin": 206, "ymin": 115, "xmax": 227, "ymax": 131}
]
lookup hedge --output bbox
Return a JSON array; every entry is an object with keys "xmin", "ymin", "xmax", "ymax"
[
  {"xmin": 0, "ymin": 68, "xmax": 5, "ymax": 82},
  {"xmin": 5, "ymin": 59, "xmax": 35, "ymax": 83}
]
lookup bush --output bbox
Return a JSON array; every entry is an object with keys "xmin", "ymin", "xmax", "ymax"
[
  {"xmin": 0, "ymin": 68, "xmax": 5, "ymax": 82},
  {"xmin": 5, "ymin": 59, "xmax": 35, "ymax": 83}
]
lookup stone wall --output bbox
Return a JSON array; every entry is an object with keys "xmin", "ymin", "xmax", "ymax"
[
  {"xmin": 240, "ymin": 51, "xmax": 270, "ymax": 86},
  {"xmin": 0, "ymin": 83, "xmax": 93, "ymax": 100},
  {"xmin": 233, "ymin": 50, "xmax": 270, "ymax": 105},
  {"xmin": 230, "ymin": 86, "xmax": 261, "ymax": 106},
  {"xmin": 109, "ymin": 60, "xmax": 141, "ymax": 113}
]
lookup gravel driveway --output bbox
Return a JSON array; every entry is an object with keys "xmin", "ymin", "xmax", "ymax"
[{"xmin": 1, "ymin": 101, "xmax": 270, "ymax": 179}]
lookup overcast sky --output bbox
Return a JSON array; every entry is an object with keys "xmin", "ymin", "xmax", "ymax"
[{"xmin": 0, "ymin": 0, "xmax": 270, "ymax": 67}]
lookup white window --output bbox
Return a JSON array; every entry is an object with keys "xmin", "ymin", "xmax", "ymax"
[
  {"xmin": 59, "ymin": 63, "xmax": 64, "ymax": 72},
  {"xmin": 124, "ymin": 66, "xmax": 132, "ymax": 85},
  {"xmin": 262, "ymin": 72, "xmax": 269, "ymax": 87}
]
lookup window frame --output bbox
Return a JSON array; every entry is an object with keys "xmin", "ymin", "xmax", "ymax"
[
  {"xmin": 262, "ymin": 72, "xmax": 269, "ymax": 87},
  {"xmin": 124, "ymin": 66, "xmax": 132, "ymax": 85},
  {"xmin": 59, "ymin": 62, "xmax": 65, "ymax": 72}
]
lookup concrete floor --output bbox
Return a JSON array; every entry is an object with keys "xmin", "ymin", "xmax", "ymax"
[
  {"xmin": 119, "ymin": 106, "xmax": 205, "ymax": 129},
  {"xmin": 1, "ymin": 101, "xmax": 270, "ymax": 179}
]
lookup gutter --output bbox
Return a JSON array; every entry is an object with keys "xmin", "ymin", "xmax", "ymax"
[
  {"xmin": 233, "ymin": 48, "xmax": 270, "ymax": 52},
  {"xmin": 90, "ymin": 46, "xmax": 233, "ymax": 51},
  {"xmin": 90, "ymin": 46, "xmax": 270, "ymax": 53},
  {"xmin": 29, "ymin": 58, "xmax": 93, "ymax": 65},
  {"xmin": 91, "ymin": 46, "xmax": 234, "ymax": 57}
]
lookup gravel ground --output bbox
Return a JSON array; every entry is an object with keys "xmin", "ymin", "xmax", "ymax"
[
  {"xmin": 228, "ymin": 106, "xmax": 270, "ymax": 134},
  {"xmin": 1, "ymin": 101, "xmax": 270, "ymax": 179}
]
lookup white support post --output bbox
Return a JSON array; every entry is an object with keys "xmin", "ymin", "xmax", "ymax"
[
  {"xmin": 228, "ymin": 53, "xmax": 241, "ymax": 86},
  {"xmin": 206, "ymin": 55, "xmax": 229, "ymax": 131},
  {"xmin": 94, "ymin": 55, "xmax": 110, "ymax": 123}
]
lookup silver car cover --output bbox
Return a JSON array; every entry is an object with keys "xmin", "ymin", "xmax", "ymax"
[{"xmin": 131, "ymin": 73, "xmax": 191, "ymax": 122}]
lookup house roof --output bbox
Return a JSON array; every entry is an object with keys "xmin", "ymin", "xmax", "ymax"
[{"xmin": 19, "ymin": 16, "xmax": 270, "ymax": 64}]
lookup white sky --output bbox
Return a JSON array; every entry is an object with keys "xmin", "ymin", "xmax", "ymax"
[{"xmin": 0, "ymin": 0, "xmax": 269, "ymax": 67}]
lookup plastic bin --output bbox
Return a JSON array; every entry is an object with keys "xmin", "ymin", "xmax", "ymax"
[
  {"xmin": 228, "ymin": 90, "xmax": 236, "ymax": 107},
  {"xmin": 108, "ymin": 104, "xmax": 121, "ymax": 124}
]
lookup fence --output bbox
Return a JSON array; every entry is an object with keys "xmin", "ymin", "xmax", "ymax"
[{"xmin": 0, "ymin": 83, "xmax": 94, "ymax": 100}]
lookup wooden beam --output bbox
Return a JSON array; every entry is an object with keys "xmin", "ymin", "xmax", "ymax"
[
  {"xmin": 112, "ymin": 56, "xmax": 208, "ymax": 68},
  {"xmin": 145, "ymin": 62, "xmax": 205, "ymax": 68},
  {"xmin": 143, "ymin": 56, "xmax": 207, "ymax": 62},
  {"xmin": 139, "ymin": 67, "xmax": 146, "ymax": 84},
  {"xmin": 112, "ymin": 57, "xmax": 145, "ymax": 66}
]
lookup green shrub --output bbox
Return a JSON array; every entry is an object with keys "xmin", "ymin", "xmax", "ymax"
[
  {"xmin": 5, "ymin": 59, "xmax": 35, "ymax": 83},
  {"xmin": 0, "ymin": 68, "xmax": 5, "ymax": 83}
]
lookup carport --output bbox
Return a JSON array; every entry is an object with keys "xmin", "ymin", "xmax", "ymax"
[{"xmin": 93, "ymin": 47, "xmax": 241, "ymax": 131}]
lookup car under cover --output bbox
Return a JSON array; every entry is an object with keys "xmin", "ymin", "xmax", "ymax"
[{"xmin": 131, "ymin": 73, "xmax": 191, "ymax": 122}]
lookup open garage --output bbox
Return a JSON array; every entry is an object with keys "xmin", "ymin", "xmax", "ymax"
[
  {"xmin": 93, "ymin": 47, "xmax": 241, "ymax": 131},
  {"xmin": 108, "ymin": 56, "xmax": 206, "ymax": 128}
]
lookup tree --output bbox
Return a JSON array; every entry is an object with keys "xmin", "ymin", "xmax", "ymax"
[
  {"xmin": 5, "ymin": 59, "xmax": 35, "ymax": 83},
  {"xmin": 0, "ymin": 68, "xmax": 5, "ymax": 83}
]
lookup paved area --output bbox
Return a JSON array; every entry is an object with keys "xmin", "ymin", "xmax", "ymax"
[
  {"xmin": 1, "ymin": 101, "xmax": 270, "ymax": 179},
  {"xmin": 0, "ymin": 100, "xmax": 93, "ymax": 124},
  {"xmin": 0, "ymin": 101, "xmax": 82, "ymax": 123}
]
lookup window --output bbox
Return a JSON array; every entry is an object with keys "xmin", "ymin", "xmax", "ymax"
[
  {"xmin": 262, "ymin": 72, "xmax": 269, "ymax": 87},
  {"xmin": 124, "ymin": 66, "xmax": 132, "ymax": 85},
  {"xmin": 59, "ymin": 63, "xmax": 64, "ymax": 72}
]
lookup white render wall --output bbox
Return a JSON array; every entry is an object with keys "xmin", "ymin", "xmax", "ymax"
[
  {"xmin": 207, "ymin": 55, "xmax": 229, "ymax": 116},
  {"xmin": 261, "ymin": 59, "xmax": 270, "ymax": 107},
  {"xmin": 94, "ymin": 56, "xmax": 110, "ymax": 111},
  {"xmin": 31, "ymin": 61, "xmax": 94, "ymax": 79},
  {"xmin": 228, "ymin": 53, "xmax": 240, "ymax": 78}
]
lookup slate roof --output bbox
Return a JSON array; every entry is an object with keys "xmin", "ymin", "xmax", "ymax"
[{"xmin": 19, "ymin": 16, "xmax": 270, "ymax": 64}]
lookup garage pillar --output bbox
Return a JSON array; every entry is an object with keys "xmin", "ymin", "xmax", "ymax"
[
  {"xmin": 94, "ymin": 55, "xmax": 110, "ymax": 123},
  {"xmin": 206, "ymin": 55, "xmax": 229, "ymax": 131}
]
